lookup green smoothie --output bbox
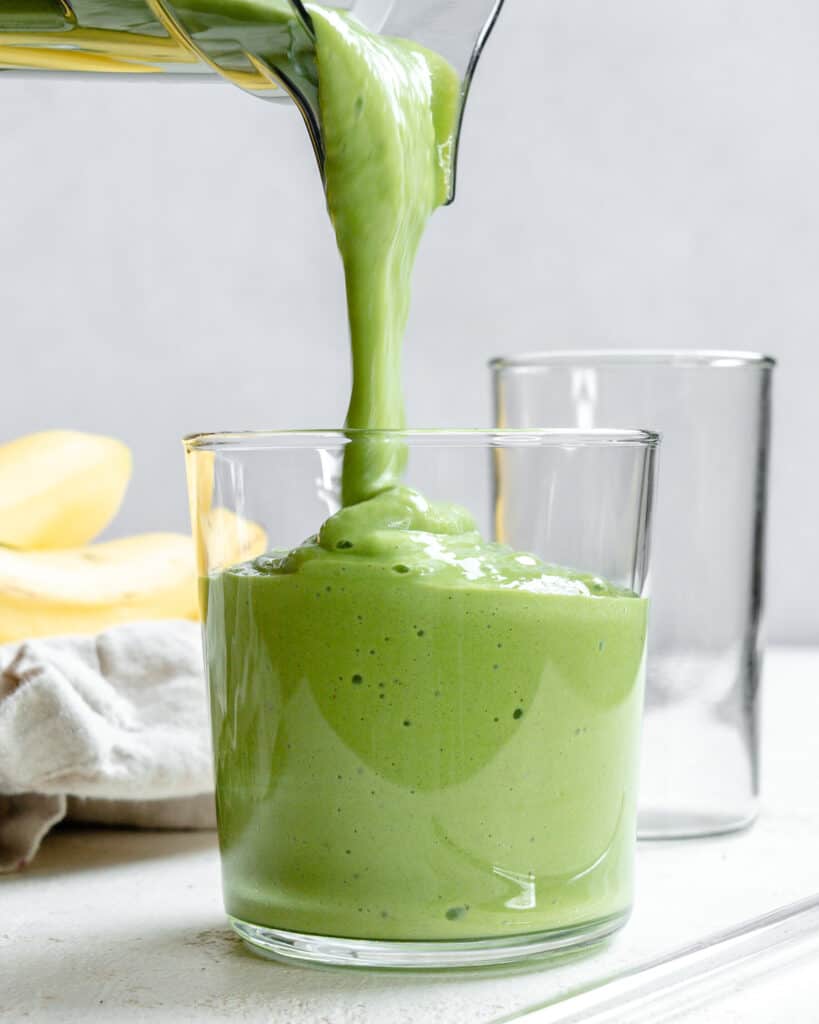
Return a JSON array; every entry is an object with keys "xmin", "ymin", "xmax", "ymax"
[
  {"xmin": 194, "ymin": 5, "xmax": 648, "ymax": 946},
  {"xmin": 205, "ymin": 488, "xmax": 647, "ymax": 940}
]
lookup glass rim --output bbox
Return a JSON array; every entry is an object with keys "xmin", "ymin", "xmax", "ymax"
[
  {"xmin": 183, "ymin": 427, "xmax": 660, "ymax": 452},
  {"xmin": 489, "ymin": 349, "xmax": 777, "ymax": 371}
]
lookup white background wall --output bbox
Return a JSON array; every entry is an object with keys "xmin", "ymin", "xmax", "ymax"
[{"xmin": 1, "ymin": 0, "xmax": 816, "ymax": 641}]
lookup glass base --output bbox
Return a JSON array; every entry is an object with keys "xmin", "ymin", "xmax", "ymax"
[
  {"xmin": 638, "ymin": 806, "xmax": 758, "ymax": 840},
  {"xmin": 230, "ymin": 910, "xmax": 630, "ymax": 969}
]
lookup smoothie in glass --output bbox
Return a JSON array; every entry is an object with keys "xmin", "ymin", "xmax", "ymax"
[
  {"xmin": 190, "ymin": 2, "xmax": 651, "ymax": 962},
  {"xmin": 205, "ymin": 486, "xmax": 647, "ymax": 942}
]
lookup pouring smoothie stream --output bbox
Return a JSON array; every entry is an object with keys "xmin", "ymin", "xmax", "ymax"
[{"xmin": 191, "ymin": 4, "xmax": 650, "ymax": 958}]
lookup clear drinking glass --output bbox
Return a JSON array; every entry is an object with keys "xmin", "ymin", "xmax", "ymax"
[
  {"xmin": 184, "ymin": 428, "xmax": 658, "ymax": 968},
  {"xmin": 491, "ymin": 351, "xmax": 775, "ymax": 839}
]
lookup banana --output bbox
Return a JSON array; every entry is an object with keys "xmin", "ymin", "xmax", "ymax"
[
  {"xmin": 0, "ymin": 514, "xmax": 266, "ymax": 645},
  {"xmin": 184, "ymin": 447, "xmax": 268, "ymax": 574},
  {"xmin": 200, "ymin": 506, "xmax": 268, "ymax": 576},
  {"xmin": 186, "ymin": 446, "xmax": 215, "ymax": 576},
  {"xmin": 0, "ymin": 533, "xmax": 196, "ymax": 644},
  {"xmin": 0, "ymin": 431, "xmax": 132, "ymax": 550}
]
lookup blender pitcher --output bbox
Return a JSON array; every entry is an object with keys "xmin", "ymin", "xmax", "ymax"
[{"xmin": 0, "ymin": 0, "xmax": 505, "ymax": 196}]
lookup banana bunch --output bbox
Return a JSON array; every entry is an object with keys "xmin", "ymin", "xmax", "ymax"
[{"xmin": 0, "ymin": 431, "xmax": 265, "ymax": 645}]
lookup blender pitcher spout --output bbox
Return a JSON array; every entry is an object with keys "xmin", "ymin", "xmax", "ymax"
[
  {"xmin": 161, "ymin": 0, "xmax": 507, "ymax": 200},
  {"xmin": 282, "ymin": 0, "xmax": 508, "ymax": 200},
  {"xmin": 223, "ymin": 0, "xmax": 508, "ymax": 200},
  {"xmin": 278, "ymin": 0, "xmax": 505, "ymax": 199}
]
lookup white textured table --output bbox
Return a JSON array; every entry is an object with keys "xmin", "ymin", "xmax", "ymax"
[{"xmin": 2, "ymin": 648, "xmax": 818, "ymax": 1023}]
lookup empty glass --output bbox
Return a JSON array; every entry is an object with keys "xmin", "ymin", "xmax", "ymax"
[{"xmin": 491, "ymin": 351, "xmax": 775, "ymax": 839}]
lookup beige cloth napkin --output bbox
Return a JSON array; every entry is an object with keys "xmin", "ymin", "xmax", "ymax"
[{"xmin": 0, "ymin": 621, "xmax": 215, "ymax": 873}]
